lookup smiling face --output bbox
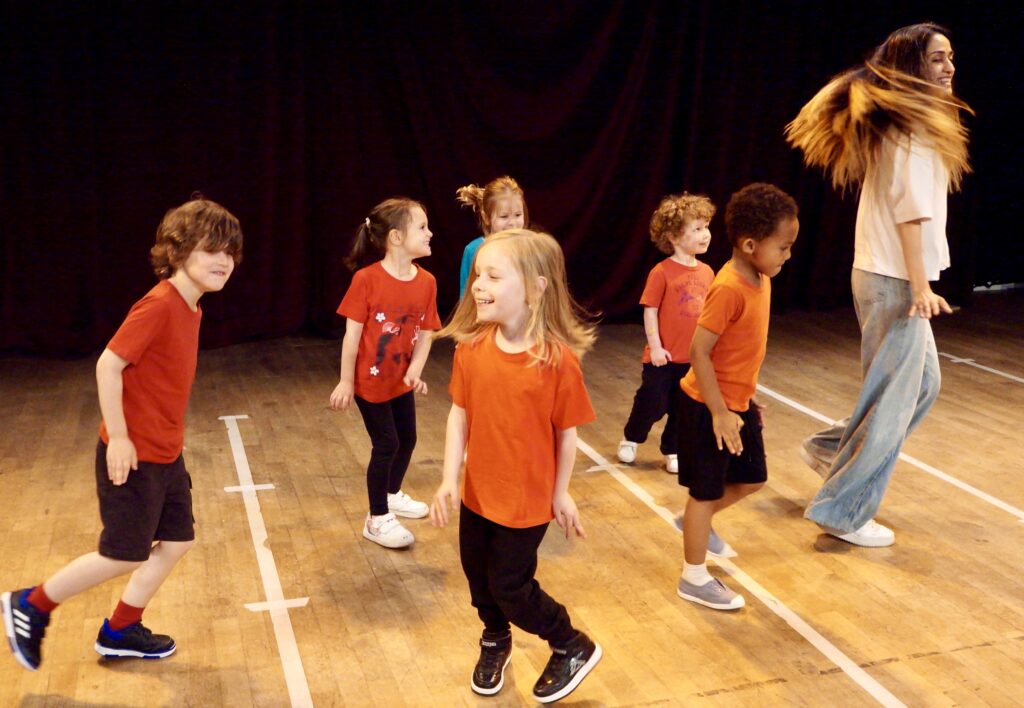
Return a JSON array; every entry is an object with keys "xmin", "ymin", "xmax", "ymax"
[
  {"xmin": 398, "ymin": 205, "xmax": 432, "ymax": 258},
  {"xmin": 747, "ymin": 216, "xmax": 799, "ymax": 278},
  {"xmin": 471, "ymin": 241, "xmax": 529, "ymax": 329},
  {"xmin": 672, "ymin": 217, "xmax": 712, "ymax": 257},
  {"xmin": 486, "ymin": 195, "xmax": 525, "ymax": 234},
  {"xmin": 924, "ymin": 33, "xmax": 955, "ymax": 93}
]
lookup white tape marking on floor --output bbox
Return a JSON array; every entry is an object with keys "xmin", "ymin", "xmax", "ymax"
[
  {"xmin": 938, "ymin": 352, "xmax": 1024, "ymax": 385},
  {"xmin": 220, "ymin": 415, "xmax": 313, "ymax": 708},
  {"xmin": 246, "ymin": 598, "xmax": 310, "ymax": 613},
  {"xmin": 224, "ymin": 483, "xmax": 276, "ymax": 493},
  {"xmin": 756, "ymin": 385, "xmax": 1024, "ymax": 523},
  {"xmin": 575, "ymin": 437, "xmax": 906, "ymax": 708}
]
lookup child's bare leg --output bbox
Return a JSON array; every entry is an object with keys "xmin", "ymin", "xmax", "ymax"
[
  {"xmin": 120, "ymin": 540, "xmax": 194, "ymax": 608},
  {"xmin": 42, "ymin": 552, "xmax": 142, "ymax": 603},
  {"xmin": 682, "ymin": 497, "xmax": 713, "ymax": 565},
  {"xmin": 711, "ymin": 482, "xmax": 764, "ymax": 514}
]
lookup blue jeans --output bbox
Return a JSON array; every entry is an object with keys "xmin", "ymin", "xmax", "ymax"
[{"xmin": 803, "ymin": 269, "xmax": 941, "ymax": 532}]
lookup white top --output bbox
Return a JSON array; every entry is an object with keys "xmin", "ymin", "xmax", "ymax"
[{"xmin": 853, "ymin": 131, "xmax": 950, "ymax": 281}]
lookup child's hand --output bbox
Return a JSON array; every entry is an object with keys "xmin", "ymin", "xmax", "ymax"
[
  {"xmin": 553, "ymin": 491, "xmax": 587, "ymax": 540},
  {"xmin": 430, "ymin": 481, "xmax": 459, "ymax": 528},
  {"xmin": 106, "ymin": 435, "xmax": 138, "ymax": 486},
  {"xmin": 329, "ymin": 380, "xmax": 354, "ymax": 411},
  {"xmin": 751, "ymin": 398, "xmax": 766, "ymax": 429},
  {"xmin": 403, "ymin": 373, "xmax": 428, "ymax": 395},
  {"xmin": 650, "ymin": 346, "xmax": 672, "ymax": 367},
  {"xmin": 711, "ymin": 410, "xmax": 745, "ymax": 455},
  {"xmin": 908, "ymin": 287, "xmax": 953, "ymax": 319}
]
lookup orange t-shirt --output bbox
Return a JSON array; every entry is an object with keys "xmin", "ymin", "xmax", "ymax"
[
  {"xmin": 680, "ymin": 263, "xmax": 770, "ymax": 412},
  {"xmin": 640, "ymin": 258, "xmax": 714, "ymax": 363},
  {"xmin": 450, "ymin": 330, "xmax": 596, "ymax": 528},
  {"xmin": 99, "ymin": 280, "xmax": 201, "ymax": 463},
  {"xmin": 337, "ymin": 263, "xmax": 441, "ymax": 403}
]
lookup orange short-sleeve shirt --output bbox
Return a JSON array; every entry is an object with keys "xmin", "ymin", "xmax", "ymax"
[
  {"xmin": 680, "ymin": 263, "xmax": 770, "ymax": 412},
  {"xmin": 99, "ymin": 280, "xmax": 201, "ymax": 463},
  {"xmin": 450, "ymin": 330, "xmax": 596, "ymax": 528},
  {"xmin": 338, "ymin": 263, "xmax": 442, "ymax": 403},
  {"xmin": 640, "ymin": 258, "xmax": 714, "ymax": 363}
]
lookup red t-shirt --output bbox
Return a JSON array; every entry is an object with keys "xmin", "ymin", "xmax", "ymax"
[
  {"xmin": 450, "ymin": 329, "xmax": 596, "ymax": 528},
  {"xmin": 680, "ymin": 263, "xmax": 770, "ymax": 412},
  {"xmin": 99, "ymin": 280, "xmax": 201, "ymax": 463},
  {"xmin": 640, "ymin": 258, "xmax": 714, "ymax": 363},
  {"xmin": 337, "ymin": 263, "xmax": 442, "ymax": 403}
]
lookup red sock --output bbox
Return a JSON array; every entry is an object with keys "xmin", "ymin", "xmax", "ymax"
[
  {"xmin": 27, "ymin": 585, "xmax": 58, "ymax": 613},
  {"xmin": 108, "ymin": 600, "xmax": 145, "ymax": 631}
]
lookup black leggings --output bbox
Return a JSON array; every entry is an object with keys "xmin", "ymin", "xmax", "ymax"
[
  {"xmin": 355, "ymin": 391, "xmax": 417, "ymax": 516},
  {"xmin": 623, "ymin": 362, "xmax": 690, "ymax": 454}
]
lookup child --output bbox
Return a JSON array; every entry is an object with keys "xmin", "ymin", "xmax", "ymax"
[
  {"xmin": 455, "ymin": 176, "xmax": 528, "ymax": 298},
  {"xmin": 430, "ymin": 229, "xmax": 602, "ymax": 703},
  {"xmin": 329, "ymin": 198, "xmax": 441, "ymax": 549},
  {"xmin": 786, "ymin": 24, "xmax": 970, "ymax": 547},
  {"xmin": 676, "ymin": 184, "xmax": 799, "ymax": 610},
  {"xmin": 618, "ymin": 193, "xmax": 715, "ymax": 474},
  {"xmin": 2, "ymin": 196, "xmax": 243, "ymax": 670}
]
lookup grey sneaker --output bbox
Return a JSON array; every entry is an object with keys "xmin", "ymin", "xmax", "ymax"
[
  {"xmin": 677, "ymin": 576, "xmax": 745, "ymax": 610},
  {"xmin": 673, "ymin": 514, "xmax": 737, "ymax": 558},
  {"xmin": 799, "ymin": 442, "xmax": 833, "ymax": 478}
]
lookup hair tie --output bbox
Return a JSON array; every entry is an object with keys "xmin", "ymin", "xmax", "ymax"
[{"xmin": 365, "ymin": 217, "xmax": 371, "ymax": 228}]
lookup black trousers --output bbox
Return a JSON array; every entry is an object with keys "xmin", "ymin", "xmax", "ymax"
[
  {"xmin": 354, "ymin": 390, "xmax": 416, "ymax": 516},
  {"xmin": 622, "ymin": 361, "xmax": 691, "ymax": 454},
  {"xmin": 458, "ymin": 503, "xmax": 575, "ymax": 646}
]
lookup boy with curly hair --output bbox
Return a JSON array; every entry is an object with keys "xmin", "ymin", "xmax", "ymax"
[
  {"xmin": 3, "ymin": 195, "xmax": 243, "ymax": 670},
  {"xmin": 675, "ymin": 183, "xmax": 798, "ymax": 611},
  {"xmin": 618, "ymin": 193, "xmax": 715, "ymax": 474}
]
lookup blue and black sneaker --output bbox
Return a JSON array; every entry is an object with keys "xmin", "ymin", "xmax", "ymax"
[
  {"xmin": 95, "ymin": 619, "xmax": 176, "ymax": 659},
  {"xmin": 2, "ymin": 588, "xmax": 51, "ymax": 671}
]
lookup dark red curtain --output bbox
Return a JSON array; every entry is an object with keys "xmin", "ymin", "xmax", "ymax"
[{"xmin": 2, "ymin": 1, "xmax": 1020, "ymax": 355}]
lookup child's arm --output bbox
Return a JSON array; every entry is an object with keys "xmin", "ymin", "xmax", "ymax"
[
  {"xmin": 403, "ymin": 331, "xmax": 433, "ymax": 394},
  {"xmin": 430, "ymin": 403, "xmax": 467, "ymax": 527},
  {"xmin": 96, "ymin": 348, "xmax": 137, "ymax": 485},
  {"xmin": 689, "ymin": 325, "xmax": 744, "ymax": 455},
  {"xmin": 897, "ymin": 221, "xmax": 953, "ymax": 319},
  {"xmin": 643, "ymin": 307, "xmax": 671, "ymax": 366},
  {"xmin": 329, "ymin": 318, "xmax": 363, "ymax": 411},
  {"xmin": 552, "ymin": 426, "xmax": 587, "ymax": 540}
]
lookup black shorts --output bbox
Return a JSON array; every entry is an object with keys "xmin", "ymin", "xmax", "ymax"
[
  {"xmin": 95, "ymin": 440, "xmax": 195, "ymax": 562},
  {"xmin": 676, "ymin": 393, "xmax": 767, "ymax": 501}
]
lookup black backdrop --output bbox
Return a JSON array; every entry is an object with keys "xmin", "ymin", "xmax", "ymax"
[{"xmin": 2, "ymin": 1, "xmax": 1021, "ymax": 355}]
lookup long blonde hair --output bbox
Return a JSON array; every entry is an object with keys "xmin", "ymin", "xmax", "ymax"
[
  {"xmin": 438, "ymin": 229, "xmax": 595, "ymax": 366},
  {"xmin": 455, "ymin": 176, "xmax": 529, "ymax": 234},
  {"xmin": 785, "ymin": 23, "xmax": 972, "ymax": 192}
]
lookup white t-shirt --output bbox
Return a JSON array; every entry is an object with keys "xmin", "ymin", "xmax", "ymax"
[{"xmin": 853, "ymin": 131, "xmax": 950, "ymax": 281}]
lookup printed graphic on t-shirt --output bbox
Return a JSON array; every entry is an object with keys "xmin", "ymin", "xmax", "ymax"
[
  {"xmin": 673, "ymin": 271, "xmax": 711, "ymax": 318},
  {"xmin": 368, "ymin": 310, "xmax": 425, "ymax": 377}
]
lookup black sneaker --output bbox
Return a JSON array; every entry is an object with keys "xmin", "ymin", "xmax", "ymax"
[
  {"xmin": 94, "ymin": 619, "xmax": 176, "ymax": 659},
  {"xmin": 471, "ymin": 631, "xmax": 512, "ymax": 696},
  {"xmin": 2, "ymin": 588, "xmax": 50, "ymax": 671},
  {"xmin": 532, "ymin": 631, "xmax": 602, "ymax": 703}
]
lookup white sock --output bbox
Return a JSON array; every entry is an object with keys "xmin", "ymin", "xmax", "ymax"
[{"xmin": 682, "ymin": 561, "xmax": 712, "ymax": 587}]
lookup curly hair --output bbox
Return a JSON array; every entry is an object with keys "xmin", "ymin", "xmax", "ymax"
[
  {"xmin": 455, "ymin": 176, "xmax": 528, "ymax": 234},
  {"xmin": 785, "ymin": 23, "xmax": 971, "ymax": 192},
  {"xmin": 649, "ymin": 193, "xmax": 716, "ymax": 254},
  {"xmin": 150, "ymin": 195, "xmax": 243, "ymax": 279},
  {"xmin": 724, "ymin": 183, "xmax": 799, "ymax": 246}
]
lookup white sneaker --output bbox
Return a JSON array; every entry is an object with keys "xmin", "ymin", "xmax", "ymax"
[
  {"xmin": 363, "ymin": 513, "xmax": 414, "ymax": 548},
  {"xmin": 617, "ymin": 440, "xmax": 637, "ymax": 464},
  {"xmin": 387, "ymin": 490, "xmax": 428, "ymax": 519},
  {"xmin": 829, "ymin": 519, "xmax": 895, "ymax": 548},
  {"xmin": 664, "ymin": 454, "xmax": 678, "ymax": 474}
]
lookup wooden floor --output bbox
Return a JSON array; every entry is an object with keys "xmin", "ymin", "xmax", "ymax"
[{"xmin": 1, "ymin": 290, "xmax": 1022, "ymax": 707}]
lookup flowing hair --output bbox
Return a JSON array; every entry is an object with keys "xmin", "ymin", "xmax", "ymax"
[
  {"xmin": 455, "ymin": 176, "xmax": 529, "ymax": 234},
  {"xmin": 785, "ymin": 22, "xmax": 972, "ymax": 192},
  {"xmin": 438, "ymin": 229, "xmax": 595, "ymax": 366}
]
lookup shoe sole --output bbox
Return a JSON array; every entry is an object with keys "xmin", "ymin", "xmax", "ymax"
[
  {"xmin": 470, "ymin": 653, "xmax": 511, "ymax": 696},
  {"xmin": 533, "ymin": 642, "xmax": 603, "ymax": 704},
  {"xmin": 94, "ymin": 642, "xmax": 176, "ymax": 659},
  {"xmin": 2, "ymin": 592, "xmax": 38, "ymax": 672},
  {"xmin": 362, "ymin": 527, "xmax": 414, "ymax": 549},
  {"xmin": 799, "ymin": 446, "xmax": 832, "ymax": 478},
  {"xmin": 827, "ymin": 530, "xmax": 895, "ymax": 548},
  {"xmin": 677, "ymin": 587, "xmax": 745, "ymax": 611}
]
